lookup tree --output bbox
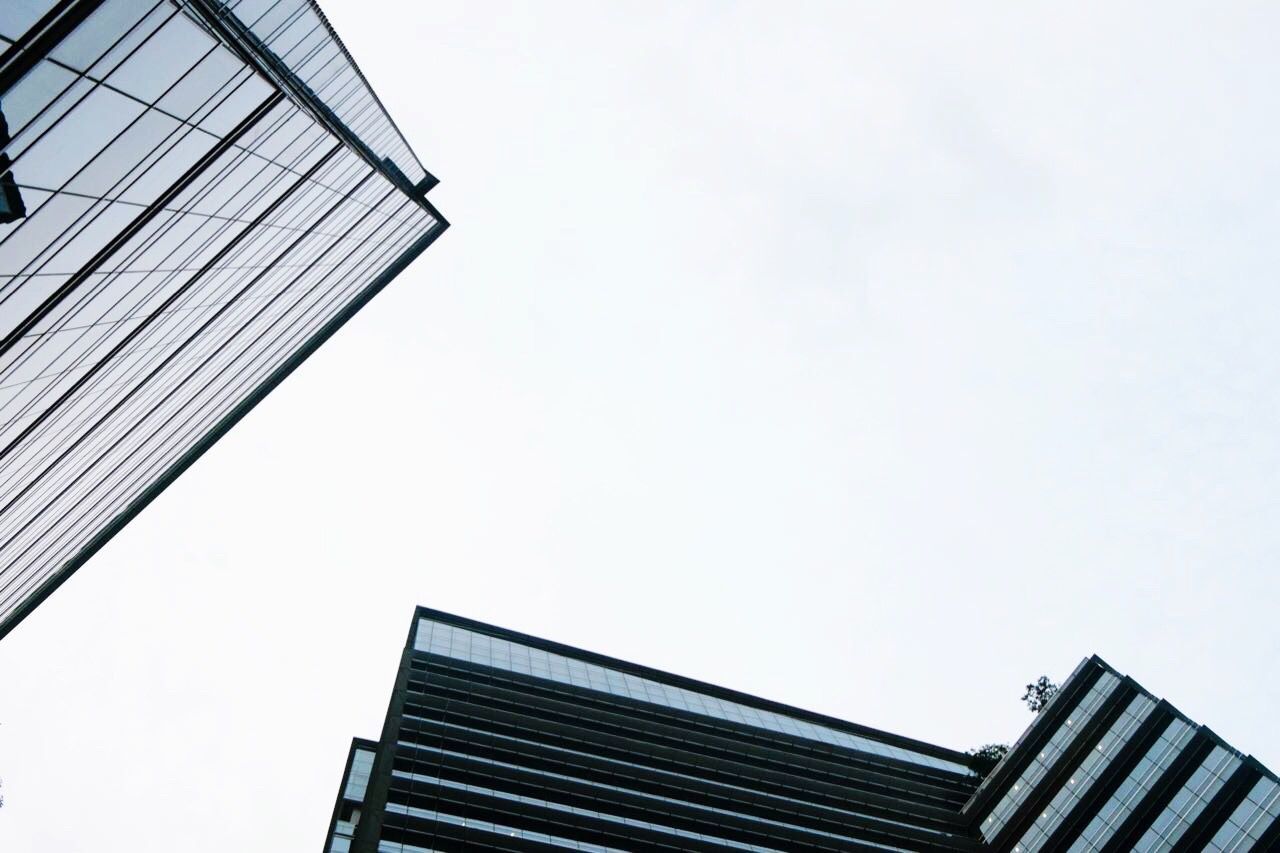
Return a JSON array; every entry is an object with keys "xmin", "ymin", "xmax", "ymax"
[
  {"xmin": 969, "ymin": 673, "xmax": 1063, "ymax": 777},
  {"xmin": 1022, "ymin": 676, "xmax": 1059, "ymax": 713},
  {"xmin": 967, "ymin": 743, "xmax": 1009, "ymax": 776}
]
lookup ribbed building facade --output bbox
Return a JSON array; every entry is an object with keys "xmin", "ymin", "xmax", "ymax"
[
  {"xmin": 329, "ymin": 611, "xmax": 1278, "ymax": 852},
  {"xmin": 966, "ymin": 657, "xmax": 1280, "ymax": 853},
  {"xmin": 0, "ymin": 0, "xmax": 444, "ymax": 640},
  {"xmin": 326, "ymin": 607, "xmax": 984, "ymax": 852}
]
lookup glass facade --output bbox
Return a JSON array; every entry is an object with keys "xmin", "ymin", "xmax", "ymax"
[
  {"xmin": 979, "ymin": 671, "xmax": 1121, "ymax": 841},
  {"xmin": 1205, "ymin": 777, "xmax": 1280, "ymax": 852},
  {"xmin": 328, "ymin": 607, "xmax": 982, "ymax": 852},
  {"xmin": 0, "ymin": 0, "xmax": 445, "ymax": 639},
  {"xmin": 1065, "ymin": 717, "xmax": 1195, "ymax": 852},
  {"xmin": 330, "ymin": 616, "xmax": 1279, "ymax": 852},
  {"xmin": 1133, "ymin": 746, "xmax": 1243, "ymax": 852},
  {"xmin": 329, "ymin": 741, "xmax": 378, "ymax": 853},
  {"xmin": 1010, "ymin": 693, "xmax": 1157, "ymax": 851},
  {"xmin": 413, "ymin": 616, "xmax": 971, "ymax": 775},
  {"xmin": 346, "ymin": 746, "xmax": 376, "ymax": 802},
  {"xmin": 966, "ymin": 656, "xmax": 1278, "ymax": 853}
]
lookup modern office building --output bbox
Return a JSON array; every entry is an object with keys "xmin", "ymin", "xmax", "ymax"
[
  {"xmin": 967, "ymin": 657, "xmax": 1280, "ymax": 853},
  {"xmin": 0, "ymin": 0, "xmax": 445, "ymax": 640},
  {"xmin": 327, "ymin": 608, "xmax": 1279, "ymax": 852}
]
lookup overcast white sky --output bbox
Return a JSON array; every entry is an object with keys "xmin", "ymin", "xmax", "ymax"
[{"xmin": 3, "ymin": 1, "xmax": 1280, "ymax": 849}]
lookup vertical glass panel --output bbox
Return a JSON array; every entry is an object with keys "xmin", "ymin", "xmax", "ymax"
[
  {"xmin": 248, "ymin": 0, "xmax": 306, "ymax": 44},
  {"xmin": 197, "ymin": 74, "xmax": 274, "ymax": 136},
  {"xmin": 1066, "ymin": 718, "xmax": 1196, "ymax": 853},
  {"xmin": 34, "ymin": 196, "xmax": 139, "ymax": 273},
  {"xmin": 242, "ymin": 106, "xmax": 314, "ymax": 162},
  {"xmin": 1204, "ymin": 777, "xmax": 1280, "ymax": 852},
  {"xmin": 154, "ymin": 47, "xmax": 250, "ymax": 121},
  {"xmin": 0, "ymin": 192, "xmax": 96, "ymax": 278},
  {"xmin": 21, "ymin": 270, "xmax": 151, "ymax": 341},
  {"xmin": 47, "ymin": 0, "xmax": 157, "ymax": 72},
  {"xmin": 225, "ymin": 0, "xmax": 280, "ymax": 27},
  {"xmin": 1134, "ymin": 746, "xmax": 1244, "ymax": 852},
  {"xmin": 64, "ymin": 109, "xmax": 185, "ymax": 197},
  {"xmin": 79, "ymin": 3, "xmax": 173, "ymax": 81},
  {"xmin": 344, "ymin": 748, "xmax": 375, "ymax": 802},
  {"xmin": 9, "ymin": 86, "xmax": 146, "ymax": 190},
  {"xmin": 0, "ymin": 0, "xmax": 59, "ymax": 42},
  {"xmin": 184, "ymin": 156, "xmax": 284, "ymax": 218},
  {"xmin": 105, "ymin": 9, "xmax": 218, "ymax": 103},
  {"xmin": 0, "ymin": 267, "xmax": 68, "ymax": 346},
  {"xmin": 293, "ymin": 41, "xmax": 341, "ymax": 81},
  {"xmin": 266, "ymin": 10, "xmax": 320, "ymax": 59},
  {"xmin": 113, "ymin": 127, "xmax": 218, "ymax": 206},
  {"xmin": 1, "ymin": 59, "xmax": 79, "ymax": 142}
]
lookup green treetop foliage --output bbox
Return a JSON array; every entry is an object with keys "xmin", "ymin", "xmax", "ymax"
[
  {"xmin": 1022, "ymin": 676, "xmax": 1059, "ymax": 713},
  {"xmin": 967, "ymin": 743, "xmax": 1010, "ymax": 776},
  {"xmin": 969, "ymin": 674, "xmax": 1062, "ymax": 777}
]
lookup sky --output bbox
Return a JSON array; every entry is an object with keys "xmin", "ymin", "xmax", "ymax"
[{"xmin": 3, "ymin": 1, "xmax": 1280, "ymax": 849}]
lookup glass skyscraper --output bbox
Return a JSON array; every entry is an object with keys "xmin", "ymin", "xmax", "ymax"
[
  {"xmin": 327, "ymin": 609, "xmax": 1279, "ymax": 852},
  {"xmin": 0, "ymin": 0, "xmax": 445, "ymax": 640}
]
